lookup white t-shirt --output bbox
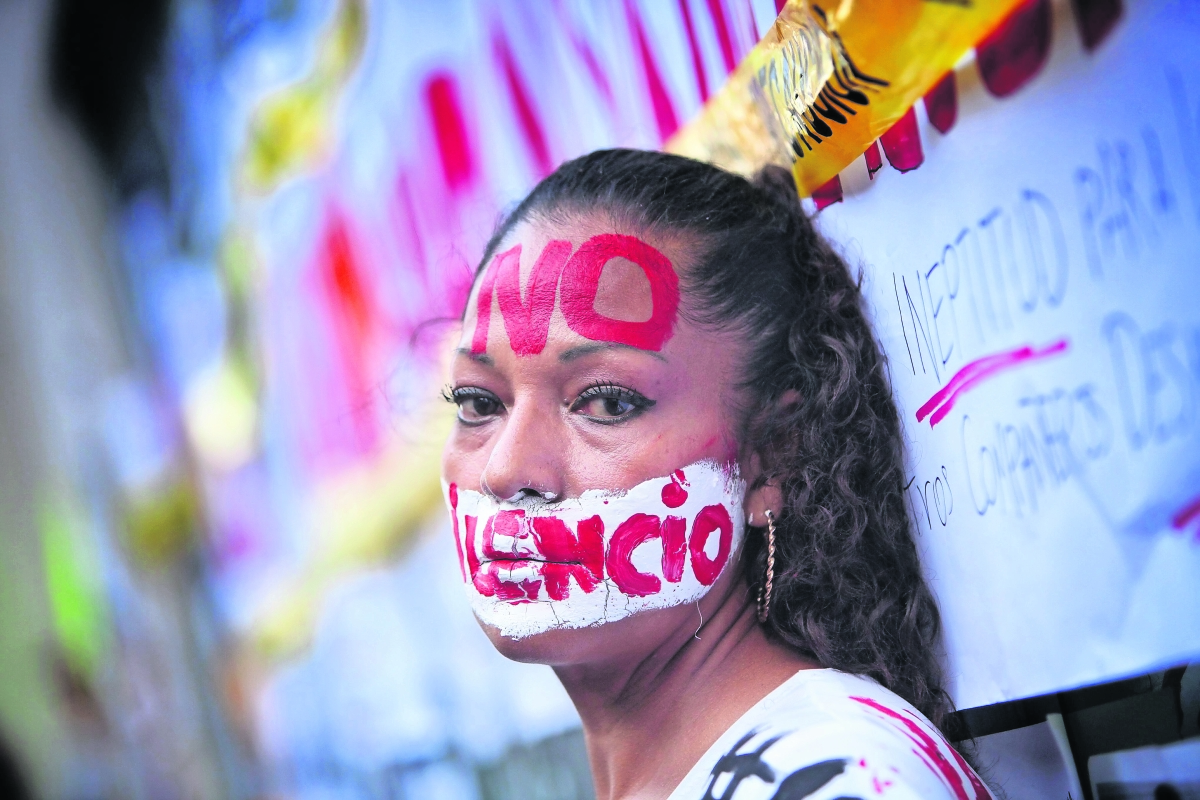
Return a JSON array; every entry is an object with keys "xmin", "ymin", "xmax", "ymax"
[{"xmin": 668, "ymin": 669, "xmax": 995, "ymax": 800}]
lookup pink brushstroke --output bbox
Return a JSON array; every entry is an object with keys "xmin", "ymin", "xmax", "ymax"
[
  {"xmin": 678, "ymin": 0, "xmax": 711, "ymax": 102},
  {"xmin": 706, "ymin": 0, "xmax": 739, "ymax": 73},
  {"xmin": 424, "ymin": 72, "xmax": 475, "ymax": 193},
  {"xmin": 812, "ymin": 174, "xmax": 843, "ymax": 210},
  {"xmin": 316, "ymin": 209, "xmax": 381, "ymax": 456},
  {"xmin": 628, "ymin": 1, "xmax": 680, "ymax": 142},
  {"xmin": 924, "ymin": 71, "xmax": 958, "ymax": 135},
  {"xmin": 864, "ymin": 140, "xmax": 883, "ymax": 179},
  {"xmin": 494, "ymin": 32, "xmax": 553, "ymax": 177},
  {"xmin": 851, "ymin": 696, "xmax": 983, "ymax": 800},
  {"xmin": 916, "ymin": 339, "xmax": 1069, "ymax": 428},
  {"xmin": 1171, "ymin": 494, "xmax": 1200, "ymax": 533},
  {"xmin": 976, "ymin": 0, "xmax": 1052, "ymax": 98},
  {"xmin": 552, "ymin": 0, "xmax": 615, "ymax": 109},
  {"xmin": 880, "ymin": 106, "xmax": 924, "ymax": 173}
]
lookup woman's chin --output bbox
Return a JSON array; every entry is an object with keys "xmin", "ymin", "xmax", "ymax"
[
  {"xmin": 474, "ymin": 601, "xmax": 698, "ymax": 666},
  {"xmin": 479, "ymin": 622, "xmax": 580, "ymax": 664}
]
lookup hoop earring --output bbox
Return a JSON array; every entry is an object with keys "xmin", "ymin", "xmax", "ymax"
[{"xmin": 756, "ymin": 510, "xmax": 777, "ymax": 623}]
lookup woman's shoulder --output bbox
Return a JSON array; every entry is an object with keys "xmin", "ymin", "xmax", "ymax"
[{"xmin": 668, "ymin": 669, "xmax": 994, "ymax": 800}]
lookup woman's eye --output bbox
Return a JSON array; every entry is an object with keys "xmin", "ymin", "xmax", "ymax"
[
  {"xmin": 446, "ymin": 388, "xmax": 504, "ymax": 423},
  {"xmin": 578, "ymin": 396, "xmax": 636, "ymax": 417},
  {"xmin": 570, "ymin": 384, "xmax": 655, "ymax": 422}
]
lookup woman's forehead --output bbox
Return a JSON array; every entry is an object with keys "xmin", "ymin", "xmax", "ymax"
[{"xmin": 461, "ymin": 216, "xmax": 694, "ymax": 359}]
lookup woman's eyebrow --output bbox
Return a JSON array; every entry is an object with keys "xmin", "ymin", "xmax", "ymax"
[
  {"xmin": 454, "ymin": 347, "xmax": 494, "ymax": 366},
  {"xmin": 558, "ymin": 342, "xmax": 668, "ymax": 363}
]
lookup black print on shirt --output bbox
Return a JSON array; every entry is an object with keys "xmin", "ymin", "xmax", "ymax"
[
  {"xmin": 701, "ymin": 729, "xmax": 848, "ymax": 800},
  {"xmin": 771, "ymin": 759, "xmax": 850, "ymax": 799},
  {"xmin": 702, "ymin": 730, "xmax": 781, "ymax": 800}
]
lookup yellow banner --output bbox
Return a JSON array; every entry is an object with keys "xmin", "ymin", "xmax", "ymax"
[{"xmin": 668, "ymin": 0, "xmax": 1025, "ymax": 195}]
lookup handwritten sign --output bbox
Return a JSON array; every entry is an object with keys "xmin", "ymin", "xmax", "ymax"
[{"xmin": 816, "ymin": 0, "xmax": 1200, "ymax": 707}]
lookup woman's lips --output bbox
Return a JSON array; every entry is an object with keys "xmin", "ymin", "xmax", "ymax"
[
  {"xmin": 481, "ymin": 556, "xmax": 581, "ymax": 567},
  {"xmin": 483, "ymin": 556, "xmax": 545, "ymax": 567}
]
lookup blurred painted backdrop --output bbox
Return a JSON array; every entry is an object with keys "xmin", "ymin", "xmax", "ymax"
[{"xmin": 0, "ymin": 0, "xmax": 780, "ymax": 798}]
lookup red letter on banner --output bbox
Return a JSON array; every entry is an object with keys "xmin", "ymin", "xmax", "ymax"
[{"xmin": 559, "ymin": 234, "xmax": 680, "ymax": 351}]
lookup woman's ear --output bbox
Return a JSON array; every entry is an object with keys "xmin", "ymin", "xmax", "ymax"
[
  {"xmin": 741, "ymin": 388, "xmax": 798, "ymax": 527},
  {"xmin": 744, "ymin": 469, "xmax": 783, "ymax": 529}
]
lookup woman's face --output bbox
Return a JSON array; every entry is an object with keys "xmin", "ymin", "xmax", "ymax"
[{"xmin": 441, "ymin": 213, "xmax": 760, "ymax": 665}]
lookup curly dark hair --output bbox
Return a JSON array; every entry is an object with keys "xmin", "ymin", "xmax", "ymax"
[{"xmin": 475, "ymin": 149, "xmax": 956, "ymax": 734}]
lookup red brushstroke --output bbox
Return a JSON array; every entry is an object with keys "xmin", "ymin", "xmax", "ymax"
[
  {"xmin": 661, "ymin": 469, "xmax": 689, "ymax": 508},
  {"xmin": 1171, "ymin": 495, "xmax": 1200, "ymax": 532},
  {"xmin": 924, "ymin": 71, "xmax": 958, "ymax": 135},
  {"xmin": 424, "ymin": 72, "xmax": 475, "ymax": 193},
  {"xmin": 706, "ymin": 0, "xmax": 739, "ymax": 74},
  {"xmin": 977, "ymin": 0, "xmax": 1052, "ymax": 98},
  {"xmin": 916, "ymin": 339, "xmax": 1070, "ymax": 428},
  {"xmin": 321, "ymin": 215, "xmax": 374, "ymax": 354},
  {"xmin": 661, "ymin": 515, "xmax": 687, "ymax": 583},
  {"xmin": 318, "ymin": 211, "xmax": 379, "ymax": 451},
  {"xmin": 560, "ymin": 234, "xmax": 681, "ymax": 351},
  {"xmin": 494, "ymin": 240, "xmax": 573, "ymax": 355},
  {"xmin": 850, "ymin": 697, "xmax": 979, "ymax": 800},
  {"xmin": 678, "ymin": 0, "xmax": 711, "ymax": 102},
  {"xmin": 774, "ymin": 0, "xmax": 787, "ymax": 11},
  {"xmin": 449, "ymin": 484, "xmax": 467, "ymax": 581},
  {"xmin": 880, "ymin": 106, "xmax": 924, "ymax": 173},
  {"xmin": 1072, "ymin": 0, "xmax": 1122, "ymax": 51},
  {"xmin": 812, "ymin": 175, "xmax": 843, "ymax": 210},
  {"xmin": 628, "ymin": 2, "xmax": 680, "ymax": 142},
  {"xmin": 494, "ymin": 33, "xmax": 553, "ymax": 176},
  {"xmin": 607, "ymin": 513, "xmax": 663, "ymax": 596},
  {"xmin": 689, "ymin": 504, "xmax": 733, "ymax": 585},
  {"xmin": 863, "ymin": 142, "xmax": 883, "ymax": 179}
]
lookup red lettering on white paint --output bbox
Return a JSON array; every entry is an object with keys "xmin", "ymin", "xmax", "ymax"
[
  {"xmin": 460, "ymin": 502, "xmax": 735, "ymax": 601},
  {"xmin": 688, "ymin": 504, "xmax": 733, "ymax": 586}
]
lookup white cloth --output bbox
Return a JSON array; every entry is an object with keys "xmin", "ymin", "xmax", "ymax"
[{"xmin": 668, "ymin": 669, "xmax": 995, "ymax": 800}]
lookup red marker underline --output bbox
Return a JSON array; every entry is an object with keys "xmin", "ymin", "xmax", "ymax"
[
  {"xmin": 1172, "ymin": 494, "xmax": 1200, "ymax": 532},
  {"xmin": 916, "ymin": 338, "xmax": 1070, "ymax": 428}
]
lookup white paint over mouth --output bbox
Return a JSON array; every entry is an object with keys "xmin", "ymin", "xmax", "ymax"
[{"xmin": 443, "ymin": 459, "xmax": 746, "ymax": 639}]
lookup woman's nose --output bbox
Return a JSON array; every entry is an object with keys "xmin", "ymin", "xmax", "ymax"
[{"xmin": 479, "ymin": 400, "xmax": 566, "ymax": 502}]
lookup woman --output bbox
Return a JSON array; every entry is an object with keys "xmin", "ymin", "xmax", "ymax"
[{"xmin": 441, "ymin": 149, "xmax": 993, "ymax": 800}]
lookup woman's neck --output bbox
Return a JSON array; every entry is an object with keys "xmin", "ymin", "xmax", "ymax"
[{"xmin": 553, "ymin": 580, "xmax": 818, "ymax": 800}]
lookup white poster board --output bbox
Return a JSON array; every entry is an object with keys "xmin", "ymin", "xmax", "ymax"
[{"xmin": 818, "ymin": 0, "xmax": 1200, "ymax": 708}]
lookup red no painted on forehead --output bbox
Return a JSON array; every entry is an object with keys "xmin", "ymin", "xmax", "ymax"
[{"xmin": 470, "ymin": 233, "xmax": 681, "ymax": 355}]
